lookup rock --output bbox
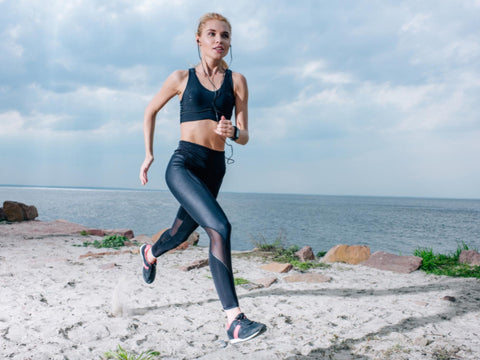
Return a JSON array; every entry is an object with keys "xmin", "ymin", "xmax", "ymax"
[
  {"xmin": 173, "ymin": 242, "xmax": 190, "ymax": 251},
  {"xmin": 186, "ymin": 231, "xmax": 200, "ymax": 246},
  {"xmin": 86, "ymin": 229, "xmax": 105, "ymax": 237},
  {"xmin": 241, "ymin": 283, "xmax": 263, "ymax": 291},
  {"xmin": 0, "ymin": 207, "xmax": 6, "ymax": 221},
  {"xmin": 261, "ymin": 262, "xmax": 293, "ymax": 273},
  {"xmin": 321, "ymin": 244, "xmax": 371, "ymax": 265},
  {"xmin": 3, "ymin": 201, "xmax": 39, "ymax": 222},
  {"xmin": 253, "ymin": 277, "xmax": 278, "ymax": 288},
  {"xmin": 459, "ymin": 250, "xmax": 480, "ymax": 266},
  {"xmin": 0, "ymin": 219, "xmax": 89, "ymax": 236},
  {"xmin": 180, "ymin": 258, "xmax": 209, "ymax": 271},
  {"xmin": 284, "ymin": 273, "xmax": 332, "ymax": 283},
  {"xmin": 105, "ymin": 229, "xmax": 134, "ymax": 239},
  {"xmin": 361, "ymin": 251, "xmax": 422, "ymax": 273},
  {"xmin": 152, "ymin": 228, "xmax": 200, "ymax": 251},
  {"xmin": 442, "ymin": 296, "xmax": 456, "ymax": 302},
  {"xmin": 132, "ymin": 234, "xmax": 151, "ymax": 244},
  {"xmin": 295, "ymin": 246, "xmax": 315, "ymax": 261},
  {"xmin": 151, "ymin": 228, "xmax": 168, "ymax": 243},
  {"xmin": 24, "ymin": 205, "xmax": 38, "ymax": 220},
  {"xmin": 3, "ymin": 201, "xmax": 25, "ymax": 222}
]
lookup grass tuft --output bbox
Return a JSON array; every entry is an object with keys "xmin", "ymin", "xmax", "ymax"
[
  {"xmin": 234, "ymin": 277, "xmax": 250, "ymax": 285},
  {"xmin": 414, "ymin": 243, "xmax": 480, "ymax": 278},
  {"xmin": 75, "ymin": 235, "xmax": 138, "ymax": 249},
  {"xmin": 251, "ymin": 231, "xmax": 330, "ymax": 270},
  {"xmin": 104, "ymin": 345, "xmax": 160, "ymax": 360}
]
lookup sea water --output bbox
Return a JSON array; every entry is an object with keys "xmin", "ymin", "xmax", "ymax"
[{"xmin": 1, "ymin": 186, "xmax": 479, "ymax": 256}]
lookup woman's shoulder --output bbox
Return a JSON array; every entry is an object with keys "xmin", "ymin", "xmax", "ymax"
[
  {"xmin": 168, "ymin": 69, "xmax": 189, "ymax": 82},
  {"xmin": 231, "ymin": 71, "xmax": 248, "ymax": 90},
  {"xmin": 162, "ymin": 69, "xmax": 189, "ymax": 91}
]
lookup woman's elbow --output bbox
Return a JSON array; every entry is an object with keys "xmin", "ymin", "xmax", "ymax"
[
  {"xmin": 238, "ymin": 131, "xmax": 249, "ymax": 145},
  {"xmin": 144, "ymin": 105, "xmax": 158, "ymax": 122}
]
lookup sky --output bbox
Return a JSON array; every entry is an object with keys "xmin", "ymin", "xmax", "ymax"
[{"xmin": 1, "ymin": 0, "xmax": 480, "ymax": 199}]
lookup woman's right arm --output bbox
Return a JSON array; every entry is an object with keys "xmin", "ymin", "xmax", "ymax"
[{"xmin": 140, "ymin": 70, "xmax": 187, "ymax": 185}]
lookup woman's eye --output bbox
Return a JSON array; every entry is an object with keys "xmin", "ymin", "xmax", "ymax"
[
  {"xmin": 222, "ymin": 34, "xmax": 230, "ymax": 39},
  {"xmin": 208, "ymin": 32, "xmax": 215, "ymax": 37}
]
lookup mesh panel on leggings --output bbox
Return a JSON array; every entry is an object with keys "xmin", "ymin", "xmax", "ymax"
[
  {"xmin": 205, "ymin": 227, "xmax": 238, "ymax": 309},
  {"xmin": 205, "ymin": 227, "xmax": 231, "ymax": 268},
  {"xmin": 170, "ymin": 217, "xmax": 183, "ymax": 237}
]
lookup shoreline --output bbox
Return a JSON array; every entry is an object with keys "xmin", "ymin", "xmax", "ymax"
[
  {"xmin": 1, "ymin": 221, "xmax": 480, "ymax": 359},
  {"xmin": 2, "ymin": 190, "xmax": 480, "ymax": 258}
]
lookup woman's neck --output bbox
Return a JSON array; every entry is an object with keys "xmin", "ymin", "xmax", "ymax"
[{"xmin": 198, "ymin": 58, "xmax": 224, "ymax": 76}]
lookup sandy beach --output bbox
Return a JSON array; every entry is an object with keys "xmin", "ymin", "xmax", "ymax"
[{"xmin": 1, "ymin": 221, "xmax": 480, "ymax": 359}]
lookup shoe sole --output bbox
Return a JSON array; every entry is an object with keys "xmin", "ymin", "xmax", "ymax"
[
  {"xmin": 229, "ymin": 325, "xmax": 266, "ymax": 344},
  {"xmin": 140, "ymin": 244, "xmax": 147, "ymax": 268}
]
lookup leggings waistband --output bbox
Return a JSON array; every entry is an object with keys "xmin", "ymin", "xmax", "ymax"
[{"xmin": 178, "ymin": 140, "xmax": 224, "ymax": 154}]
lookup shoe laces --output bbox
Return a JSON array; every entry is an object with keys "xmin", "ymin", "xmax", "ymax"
[{"xmin": 236, "ymin": 313, "xmax": 253, "ymax": 325}]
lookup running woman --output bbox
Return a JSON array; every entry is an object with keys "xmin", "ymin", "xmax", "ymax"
[{"xmin": 139, "ymin": 12, "xmax": 266, "ymax": 343}]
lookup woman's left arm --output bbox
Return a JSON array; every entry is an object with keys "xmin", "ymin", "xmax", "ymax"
[{"xmin": 232, "ymin": 72, "xmax": 249, "ymax": 145}]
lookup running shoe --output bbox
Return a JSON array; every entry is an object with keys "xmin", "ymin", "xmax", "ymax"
[
  {"xmin": 227, "ymin": 313, "xmax": 267, "ymax": 343},
  {"xmin": 140, "ymin": 244, "xmax": 156, "ymax": 284}
]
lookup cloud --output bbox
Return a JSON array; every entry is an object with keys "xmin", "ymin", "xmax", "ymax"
[
  {"xmin": 0, "ymin": 111, "xmax": 24, "ymax": 135},
  {"xmin": 1, "ymin": 0, "xmax": 480, "ymax": 197},
  {"xmin": 0, "ymin": 83, "xmax": 155, "ymax": 137},
  {"xmin": 400, "ymin": 13, "xmax": 431, "ymax": 34},
  {"xmin": 235, "ymin": 17, "xmax": 270, "ymax": 52},
  {"xmin": 297, "ymin": 60, "xmax": 353, "ymax": 85}
]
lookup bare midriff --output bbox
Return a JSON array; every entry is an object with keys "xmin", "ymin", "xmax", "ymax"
[{"xmin": 180, "ymin": 119, "xmax": 226, "ymax": 151}]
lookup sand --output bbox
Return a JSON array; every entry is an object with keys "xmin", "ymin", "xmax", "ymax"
[{"xmin": 1, "ymin": 221, "xmax": 480, "ymax": 359}]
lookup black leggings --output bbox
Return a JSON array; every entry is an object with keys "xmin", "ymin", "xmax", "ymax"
[{"xmin": 151, "ymin": 141, "xmax": 239, "ymax": 310}]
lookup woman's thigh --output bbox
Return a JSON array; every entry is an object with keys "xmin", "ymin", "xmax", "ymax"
[{"xmin": 166, "ymin": 152, "xmax": 228, "ymax": 235}]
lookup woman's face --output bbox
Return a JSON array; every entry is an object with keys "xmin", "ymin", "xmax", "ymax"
[{"xmin": 197, "ymin": 19, "xmax": 231, "ymax": 61}]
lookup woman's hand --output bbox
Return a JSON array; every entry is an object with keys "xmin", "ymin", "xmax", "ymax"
[
  {"xmin": 214, "ymin": 116, "xmax": 234, "ymax": 138},
  {"xmin": 139, "ymin": 155, "xmax": 154, "ymax": 185}
]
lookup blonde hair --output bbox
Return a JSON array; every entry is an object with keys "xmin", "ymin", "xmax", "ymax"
[{"xmin": 196, "ymin": 13, "xmax": 232, "ymax": 69}]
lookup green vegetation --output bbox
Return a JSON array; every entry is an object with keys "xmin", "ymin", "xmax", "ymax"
[
  {"xmin": 80, "ymin": 230, "xmax": 88, "ymax": 236},
  {"xmin": 104, "ymin": 345, "xmax": 160, "ymax": 360},
  {"xmin": 252, "ymin": 231, "xmax": 287, "ymax": 252},
  {"xmin": 76, "ymin": 234, "xmax": 137, "ymax": 249},
  {"xmin": 414, "ymin": 243, "xmax": 480, "ymax": 278},
  {"xmin": 251, "ymin": 231, "xmax": 330, "ymax": 270},
  {"xmin": 234, "ymin": 277, "xmax": 250, "ymax": 285}
]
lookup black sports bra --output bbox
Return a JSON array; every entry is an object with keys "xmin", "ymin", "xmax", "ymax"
[{"xmin": 180, "ymin": 68, "xmax": 235, "ymax": 123}]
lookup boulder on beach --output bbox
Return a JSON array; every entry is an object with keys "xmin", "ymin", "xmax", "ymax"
[
  {"xmin": 2, "ymin": 201, "xmax": 38, "ymax": 222},
  {"xmin": 295, "ymin": 246, "xmax": 315, "ymax": 261},
  {"xmin": 321, "ymin": 244, "xmax": 371, "ymax": 265},
  {"xmin": 459, "ymin": 250, "xmax": 480, "ymax": 266},
  {"xmin": 261, "ymin": 262, "xmax": 293, "ymax": 273},
  {"xmin": 361, "ymin": 251, "xmax": 423, "ymax": 273}
]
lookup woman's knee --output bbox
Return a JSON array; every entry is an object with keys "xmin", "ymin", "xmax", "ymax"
[{"xmin": 209, "ymin": 218, "xmax": 231, "ymax": 243}]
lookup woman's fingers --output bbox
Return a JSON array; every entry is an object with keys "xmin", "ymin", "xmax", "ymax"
[
  {"xmin": 215, "ymin": 116, "xmax": 233, "ymax": 137},
  {"xmin": 140, "ymin": 157, "xmax": 153, "ymax": 185}
]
